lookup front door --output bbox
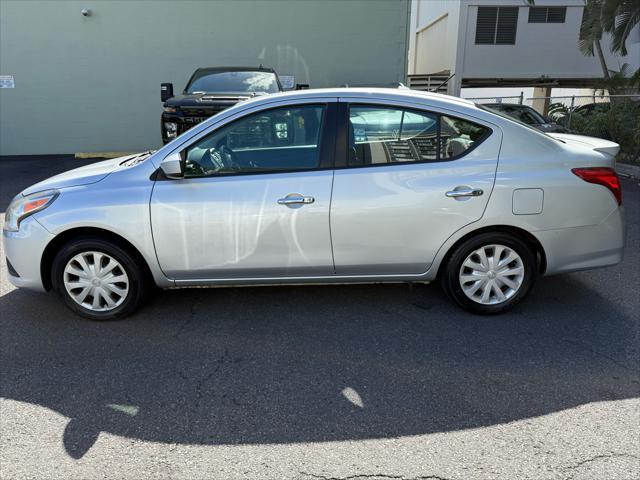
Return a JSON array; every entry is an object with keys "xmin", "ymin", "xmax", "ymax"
[
  {"xmin": 151, "ymin": 102, "xmax": 336, "ymax": 280},
  {"xmin": 330, "ymin": 102, "xmax": 501, "ymax": 275}
]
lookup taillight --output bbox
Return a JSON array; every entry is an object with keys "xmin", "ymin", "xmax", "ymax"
[{"xmin": 572, "ymin": 167, "xmax": 622, "ymax": 205}]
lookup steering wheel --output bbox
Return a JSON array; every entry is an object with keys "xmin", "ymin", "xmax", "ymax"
[
  {"xmin": 196, "ymin": 145, "xmax": 240, "ymax": 174},
  {"xmin": 218, "ymin": 145, "xmax": 242, "ymax": 171}
]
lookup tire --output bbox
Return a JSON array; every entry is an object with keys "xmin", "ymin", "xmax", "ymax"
[
  {"xmin": 51, "ymin": 236, "xmax": 150, "ymax": 321},
  {"xmin": 439, "ymin": 232, "xmax": 537, "ymax": 315}
]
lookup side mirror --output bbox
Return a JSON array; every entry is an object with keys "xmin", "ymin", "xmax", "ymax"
[
  {"xmin": 161, "ymin": 83, "xmax": 174, "ymax": 102},
  {"xmin": 295, "ymin": 83, "xmax": 309, "ymax": 90},
  {"xmin": 160, "ymin": 152, "xmax": 183, "ymax": 179}
]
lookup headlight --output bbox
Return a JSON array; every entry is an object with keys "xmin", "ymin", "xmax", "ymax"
[
  {"xmin": 163, "ymin": 106, "xmax": 178, "ymax": 113},
  {"xmin": 164, "ymin": 122, "xmax": 178, "ymax": 139},
  {"xmin": 4, "ymin": 190, "xmax": 59, "ymax": 232}
]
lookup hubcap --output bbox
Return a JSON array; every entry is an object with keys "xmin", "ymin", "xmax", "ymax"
[
  {"xmin": 63, "ymin": 251, "xmax": 129, "ymax": 312},
  {"xmin": 459, "ymin": 244, "xmax": 525, "ymax": 305}
]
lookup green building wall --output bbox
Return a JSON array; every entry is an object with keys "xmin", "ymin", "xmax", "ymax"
[{"xmin": 0, "ymin": 0, "xmax": 410, "ymax": 155}]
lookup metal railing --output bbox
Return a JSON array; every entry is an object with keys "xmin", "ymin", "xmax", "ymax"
[
  {"xmin": 463, "ymin": 93, "xmax": 525, "ymax": 104},
  {"xmin": 463, "ymin": 93, "xmax": 639, "ymax": 127}
]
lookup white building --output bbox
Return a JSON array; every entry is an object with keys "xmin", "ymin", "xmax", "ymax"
[{"xmin": 408, "ymin": 0, "xmax": 640, "ymax": 96}]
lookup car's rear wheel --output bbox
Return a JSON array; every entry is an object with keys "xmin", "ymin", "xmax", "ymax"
[
  {"xmin": 52, "ymin": 237, "xmax": 149, "ymax": 320},
  {"xmin": 440, "ymin": 232, "xmax": 537, "ymax": 314}
]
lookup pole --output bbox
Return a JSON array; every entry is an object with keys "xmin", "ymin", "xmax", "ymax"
[{"xmin": 568, "ymin": 96, "xmax": 575, "ymax": 128}]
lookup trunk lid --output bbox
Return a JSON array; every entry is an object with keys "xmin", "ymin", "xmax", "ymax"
[{"xmin": 548, "ymin": 133, "xmax": 620, "ymax": 158}]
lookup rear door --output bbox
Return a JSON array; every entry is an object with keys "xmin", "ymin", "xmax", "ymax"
[{"xmin": 329, "ymin": 100, "xmax": 502, "ymax": 275}]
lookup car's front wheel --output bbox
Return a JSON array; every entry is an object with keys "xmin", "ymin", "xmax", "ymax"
[
  {"xmin": 52, "ymin": 237, "xmax": 149, "ymax": 320},
  {"xmin": 440, "ymin": 232, "xmax": 537, "ymax": 314}
]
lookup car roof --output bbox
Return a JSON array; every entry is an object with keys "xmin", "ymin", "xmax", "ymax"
[{"xmin": 234, "ymin": 87, "xmax": 486, "ymax": 118}]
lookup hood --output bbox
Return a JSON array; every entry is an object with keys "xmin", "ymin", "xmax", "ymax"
[
  {"xmin": 547, "ymin": 133, "xmax": 620, "ymax": 157},
  {"xmin": 164, "ymin": 92, "xmax": 258, "ymax": 108},
  {"xmin": 21, "ymin": 153, "xmax": 139, "ymax": 196}
]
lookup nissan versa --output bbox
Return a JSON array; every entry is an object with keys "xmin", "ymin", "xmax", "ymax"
[{"xmin": 3, "ymin": 89, "xmax": 625, "ymax": 320}]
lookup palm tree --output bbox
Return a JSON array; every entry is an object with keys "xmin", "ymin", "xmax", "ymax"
[
  {"xmin": 600, "ymin": 0, "xmax": 640, "ymax": 56},
  {"xmin": 579, "ymin": 0, "xmax": 640, "ymax": 81},
  {"xmin": 579, "ymin": 0, "xmax": 611, "ymax": 80}
]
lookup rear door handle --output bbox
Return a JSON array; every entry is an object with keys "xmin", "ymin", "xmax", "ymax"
[
  {"xmin": 445, "ymin": 188, "xmax": 484, "ymax": 198},
  {"xmin": 277, "ymin": 194, "xmax": 315, "ymax": 205}
]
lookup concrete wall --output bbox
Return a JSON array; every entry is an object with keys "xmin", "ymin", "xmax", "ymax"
[
  {"xmin": 408, "ymin": 0, "xmax": 461, "ymax": 78},
  {"xmin": 0, "ymin": 0, "xmax": 410, "ymax": 155},
  {"xmin": 414, "ymin": 15, "xmax": 450, "ymax": 75}
]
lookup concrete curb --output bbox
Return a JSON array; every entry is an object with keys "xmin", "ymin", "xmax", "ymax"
[{"xmin": 616, "ymin": 162, "xmax": 640, "ymax": 180}]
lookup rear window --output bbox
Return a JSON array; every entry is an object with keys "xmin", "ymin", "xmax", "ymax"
[{"xmin": 347, "ymin": 106, "xmax": 491, "ymax": 166}]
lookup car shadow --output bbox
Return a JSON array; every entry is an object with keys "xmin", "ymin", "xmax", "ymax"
[{"xmin": 1, "ymin": 274, "xmax": 638, "ymax": 459}]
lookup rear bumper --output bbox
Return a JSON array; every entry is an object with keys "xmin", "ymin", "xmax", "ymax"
[
  {"xmin": 2, "ymin": 217, "xmax": 54, "ymax": 292},
  {"xmin": 535, "ymin": 206, "xmax": 626, "ymax": 275}
]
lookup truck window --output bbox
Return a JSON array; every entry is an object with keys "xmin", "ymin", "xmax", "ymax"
[{"xmin": 186, "ymin": 71, "xmax": 279, "ymax": 94}]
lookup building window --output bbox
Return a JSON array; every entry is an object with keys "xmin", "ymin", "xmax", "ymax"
[
  {"xmin": 528, "ymin": 7, "xmax": 567, "ymax": 23},
  {"xmin": 475, "ymin": 7, "xmax": 519, "ymax": 45}
]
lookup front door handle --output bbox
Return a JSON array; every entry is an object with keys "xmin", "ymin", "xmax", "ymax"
[
  {"xmin": 277, "ymin": 194, "xmax": 315, "ymax": 206},
  {"xmin": 445, "ymin": 188, "xmax": 484, "ymax": 198}
]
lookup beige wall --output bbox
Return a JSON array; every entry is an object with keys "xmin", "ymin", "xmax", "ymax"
[{"xmin": 414, "ymin": 15, "xmax": 449, "ymax": 74}]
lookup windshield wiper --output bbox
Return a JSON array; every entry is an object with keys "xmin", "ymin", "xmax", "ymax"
[{"xmin": 120, "ymin": 150, "xmax": 155, "ymax": 166}]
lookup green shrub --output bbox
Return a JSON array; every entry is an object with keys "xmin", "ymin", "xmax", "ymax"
[{"xmin": 562, "ymin": 100, "xmax": 640, "ymax": 164}]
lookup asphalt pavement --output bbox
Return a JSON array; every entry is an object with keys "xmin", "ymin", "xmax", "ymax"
[{"xmin": 1, "ymin": 157, "xmax": 639, "ymax": 480}]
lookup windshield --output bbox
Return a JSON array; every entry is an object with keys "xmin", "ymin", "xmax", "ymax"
[{"xmin": 186, "ymin": 71, "xmax": 279, "ymax": 94}]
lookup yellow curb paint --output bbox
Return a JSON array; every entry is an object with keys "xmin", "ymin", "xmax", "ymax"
[{"xmin": 74, "ymin": 152, "xmax": 136, "ymax": 159}]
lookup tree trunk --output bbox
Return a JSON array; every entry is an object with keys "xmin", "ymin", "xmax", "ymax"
[{"xmin": 594, "ymin": 39, "xmax": 610, "ymax": 80}]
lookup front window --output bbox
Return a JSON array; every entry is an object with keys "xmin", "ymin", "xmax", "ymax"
[
  {"xmin": 186, "ymin": 70, "xmax": 280, "ymax": 94},
  {"xmin": 184, "ymin": 105, "xmax": 325, "ymax": 177}
]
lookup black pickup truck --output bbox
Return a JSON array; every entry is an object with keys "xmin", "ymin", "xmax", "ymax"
[{"xmin": 160, "ymin": 66, "xmax": 284, "ymax": 143}]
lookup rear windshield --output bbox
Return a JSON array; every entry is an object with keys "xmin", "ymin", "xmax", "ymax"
[
  {"xmin": 186, "ymin": 71, "xmax": 279, "ymax": 94},
  {"xmin": 484, "ymin": 105, "xmax": 546, "ymax": 125},
  {"xmin": 478, "ymin": 105, "xmax": 564, "ymax": 142}
]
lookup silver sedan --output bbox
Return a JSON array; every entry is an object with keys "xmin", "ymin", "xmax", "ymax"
[{"xmin": 3, "ymin": 88, "xmax": 626, "ymax": 320}]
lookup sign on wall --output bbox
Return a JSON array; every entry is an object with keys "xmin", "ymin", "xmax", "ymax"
[{"xmin": 0, "ymin": 75, "xmax": 15, "ymax": 88}]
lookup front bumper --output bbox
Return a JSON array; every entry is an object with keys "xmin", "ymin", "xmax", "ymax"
[
  {"xmin": 161, "ymin": 103, "xmax": 237, "ymax": 143},
  {"xmin": 161, "ymin": 114, "xmax": 209, "ymax": 143},
  {"xmin": 3, "ymin": 217, "xmax": 54, "ymax": 291},
  {"xmin": 535, "ymin": 206, "xmax": 626, "ymax": 275},
  {"xmin": 162, "ymin": 108, "xmax": 227, "ymax": 143}
]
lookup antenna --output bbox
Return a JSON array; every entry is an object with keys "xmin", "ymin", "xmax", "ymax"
[{"xmin": 430, "ymin": 73, "xmax": 455, "ymax": 93}]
